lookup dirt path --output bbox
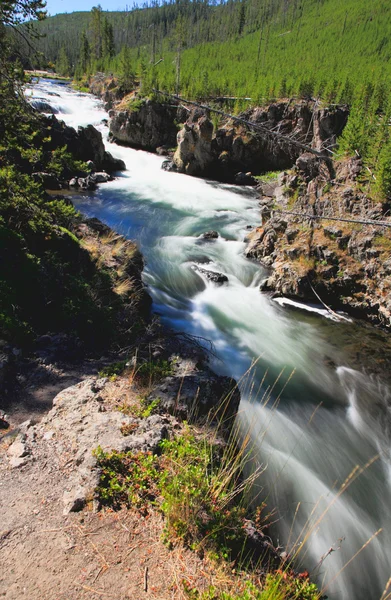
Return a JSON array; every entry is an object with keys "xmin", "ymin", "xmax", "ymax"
[{"xmin": 0, "ymin": 372, "xmax": 217, "ymax": 600}]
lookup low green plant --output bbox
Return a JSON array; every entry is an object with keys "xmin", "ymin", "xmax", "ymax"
[
  {"xmin": 99, "ymin": 360, "xmax": 127, "ymax": 379},
  {"xmin": 135, "ymin": 358, "xmax": 173, "ymax": 386},
  {"xmin": 373, "ymin": 233, "xmax": 391, "ymax": 252},
  {"xmin": 94, "ymin": 428, "xmax": 261, "ymax": 563},
  {"xmin": 93, "ymin": 446, "xmax": 160, "ymax": 511},
  {"xmin": 254, "ymin": 171, "xmax": 281, "ymax": 183},
  {"xmin": 124, "ymin": 96, "xmax": 145, "ymax": 112},
  {"xmin": 126, "ymin": 395, "xmax": 162, "ymax": 418},
  {"xmin": 183, "ymin": 573, "xmax": 320, "ymax": 599}
]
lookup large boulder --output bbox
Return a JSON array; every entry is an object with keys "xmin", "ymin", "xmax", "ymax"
[
  {"xmin": 40, "ymin": 116, "xmax": 125, "ymax": 175},
  {"xmin": 173, "ymin": 116, "xmax": 215, "ymax": 176},
  {"xmin": 109, "ymin": 100, "xmax": 178, "ymax": 151},
  {"xmin": 147, "ymin": 357, "xmax": 240, "ymax": 434}
]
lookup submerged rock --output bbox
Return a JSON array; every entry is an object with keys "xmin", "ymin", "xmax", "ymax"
[
  {"xmin": 201, "ymin": 230, "xmax": 219, "ymax": 240},
  {"xmin": 90, "ymin": 171, "xmax": 111, "ymax": 183},
  {"xmin": 234, "ymin": 172, "xmax": 257, "ymax": 186},
  {"xmin": 192, "ymin": 265, "xmax": 228, "ymax": 285},
  {"xmin": 161, "ymin": 159, "xmax": 177, "ymax": 172}
]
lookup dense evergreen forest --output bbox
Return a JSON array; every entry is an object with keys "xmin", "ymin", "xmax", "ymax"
[
  {"xmin": 20, "ymin": 0, "xmax": 391, "ymax": 103},
  {"xmin": 0, "ymin": 1, "xmax": 147, "ymax": 350},
  {"xmin": 17, "ymin": 0, "xmax": 391, "ymax": 199}
]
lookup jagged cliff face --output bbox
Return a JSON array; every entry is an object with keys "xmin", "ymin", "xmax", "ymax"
[
  {"xmin": 173, "ymin": 102, "xmax": 348, "ymax": 181},
  {"xmin": 88, "ymin": 74, "xmax": 348, "ymax": 181},
  {"xmin": 108, "ymin": 100, "xmax": 180, "ymax": 151},
  {"xmin": 245, "ymin": 155, "xmax": 391, "ymax": 329}
]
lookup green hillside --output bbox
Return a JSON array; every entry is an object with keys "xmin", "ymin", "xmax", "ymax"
[
  {"xmin": 16, "ymin": 0, "xmax": 391, "ymax": 197},
  {"xmin": 23, "ymin": 0, "xmax": 391, "ymax": 104}
]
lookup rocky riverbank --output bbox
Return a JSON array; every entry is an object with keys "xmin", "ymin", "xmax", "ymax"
[
  {"xmin": 29, "ymin": 112, "xmax": 125, "ymax": 191},
  {"xmin": 87, "ymin": 73, "xmax": 391, "ymax": 330},
  {"xmin": 1, "ymin": 345, "xmax": 294, "ymax": 600},
  {"xmin": 88, "ymin": 74, "xmax": 348, "ymax": 183},
  {"xmin": 245, "ymin": 153, "xmax": 391, "ymax": 329}
]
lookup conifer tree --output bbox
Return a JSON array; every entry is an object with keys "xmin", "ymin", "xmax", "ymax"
[
  {"xmin": 90, "ymin": 5, "xmax": 103, "ymax": 60},
  {"xmin": 56, "ymin": 46, "xmax": 70, "ymax": 76},
  {"xmin": 80, "ymin": 29, "xmax": 91, "ymax": 73}
]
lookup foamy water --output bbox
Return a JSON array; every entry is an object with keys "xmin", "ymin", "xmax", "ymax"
[{"xmin": 29, "ymin": 79, "xmax": 391, "ymax": 599}]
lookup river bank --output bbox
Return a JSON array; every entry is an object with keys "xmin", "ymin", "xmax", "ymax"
[
  {"xmin": 1, "ymin": 78, "xmax": 308, "ymax": 600},
  {"xmin": 87, "ymin": 74, "xmax": 391, "ymax": 331},
  {"xmin": 3, "ymin": 78, "xmax": 390, "ymax": 599}
]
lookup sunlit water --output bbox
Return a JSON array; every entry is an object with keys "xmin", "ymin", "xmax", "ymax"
[{"xmin": 28, "ymin": 79, "xmax": 391, "ymax": 599}]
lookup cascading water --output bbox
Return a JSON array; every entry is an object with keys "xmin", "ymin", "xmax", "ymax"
[{"xmin": 29, "ymin": 79, "xmax": 391, "ymax": 599}]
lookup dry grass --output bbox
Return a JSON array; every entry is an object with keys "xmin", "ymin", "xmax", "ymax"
[
  {"xmin": 81, "ymin": 237, "xmax": 101, "ymax": 260},
  {"xmin": 113, "ymin": 277, "xmax": 134, "ymax": 297}
]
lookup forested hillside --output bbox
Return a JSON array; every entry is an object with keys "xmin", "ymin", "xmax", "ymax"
[
  {"xmin": 22, "ymin": 0, "xmax": 391, "ymax": 104},
  {"xmin": 18, "ymin": 0, "xmax": 391, "ymax": 198}
]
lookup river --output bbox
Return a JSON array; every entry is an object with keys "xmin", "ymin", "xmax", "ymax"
[{"xmin": 28, "ymin": 79, "xmax": 391, "ymax": 600}]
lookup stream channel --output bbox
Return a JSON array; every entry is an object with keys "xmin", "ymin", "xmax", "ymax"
[{"xmin": 28, "ymin": 79, "xmax": 391, "ymax": 600}]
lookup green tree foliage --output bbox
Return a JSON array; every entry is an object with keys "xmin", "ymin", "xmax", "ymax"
[
  {"xmin": 102, "ymin": 17, "xmax": 115, "ymax": 59},
  {"xmin": 0, "ymin": 0, "xmax": 143, "ymax": 349},
  {"xmin": 55, "ymin": 45, "xmax": 70, "ymax": 75},
  {"xmin": 90, "ymin": 4, "xmax": 103, "ymax": 60},
  {"xmin": 15, "ymin": 0, "xmax": 391, "ymax": 196},
  {"xmin": 118, "ymin": 45, "xmax": 136, "ymax": 92},
  {"xmin": 79, "ymin": 29, "xmax": 90, "ymax": 73}
]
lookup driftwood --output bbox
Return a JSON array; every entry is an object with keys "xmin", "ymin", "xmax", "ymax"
[{"xmin": 273, "ymin": 209, "xmax": 391, "ymax": 229}]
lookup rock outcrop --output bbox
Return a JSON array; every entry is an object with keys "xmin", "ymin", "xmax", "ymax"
[
  {"xmin": 172, "ymin": 102, "xmax": 349, "ymax": 182},
  {"xmin": 109, "ymin": 100, "xmax": 179, "ymax": 151},
  {"xmin": 41, "ymin": 116, "xmax": 125, "ymax": 176},
  {"xmin": 174, "ymin": 115, "xmax": 215, "ymax": 176},
  {"xmin": 6, "ymin": 342, "xmax": 241, "ymax": 512},
  {"xmin": 245, "ymin": 155, "xmax": 391, "ymax": 329}
]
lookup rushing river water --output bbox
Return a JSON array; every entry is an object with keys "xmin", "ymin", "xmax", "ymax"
[{"xmin": 28, "ymin": 80, "xmax": 391, "ymax": 599}]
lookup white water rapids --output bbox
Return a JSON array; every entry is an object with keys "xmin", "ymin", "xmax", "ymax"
[{"xmin": 28, "ymin": 79, "xmax": 391, "ymax": 599}]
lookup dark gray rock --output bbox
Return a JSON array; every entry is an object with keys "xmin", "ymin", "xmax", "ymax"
[
  {"xmin": 192, "ymin": 265, "xmax": 228, "ymax": 285},
  {"xmin": 295, "ymin": 153, "xmax": 320, "ymax": 181},
  {"xmin": 147, "ymin": 359, "xmax": 240, "ymax": 434},
  {"xmin": 234, "ymin": 172, "xmax": 257, "ymax": 186},
  {"xmin": 161, "ymin": 160, "xmax": 177, "ymax": 172},
  {"xmin": 90, "ymin": 171, "xmax": 111, "ymax": 184},
  {"xmin": 102, "ymin": 151, "xmax": 126, "ymax": 172},
  {"xmin": 86, "ymin": 160, "xmax": 97, "ymax": 172},
  {"xmin": 286, "ymin": 228, "xmax": 299, "ymax": 242},
  {"xmin": 201, "ymin": 231, "xmax": 219, "ymax": 240},
  {"xmin": 109, "ymin": 101, "xmax": 178, "ymax": 151},
  {"xmin": 156, "ymin": 146, "xmax": 171, "ymax": 156},
  {"xmin": 32, "ymin": 172, "xmax": 61, "ymax": 190}
]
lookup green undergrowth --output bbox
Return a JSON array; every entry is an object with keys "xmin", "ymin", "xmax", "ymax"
[
  {"xmin": 136, "ymin": 358, "xmax": 173, "ymax": 385},
  {"xmin": 0, "ymin": 166, "xmax": 144, "ymax": 349},
  {"xmin": 184, "ymin": 574, "xmax": 320, "ymax": 599},
  {"xmin": 99, "ymin": 357, "xmax": 172, "ymax": 385},
  {"xmin": 254, "ymin": 171, "xmax": 281, "ymax": 183},
  {"xmin": 93, "ymin": 427, "xmax": 322, "ymax": 599},
  {"xmin": 0, "ymin": 64, "xmax": 146, "ymax": 350},
  {"xmin": 184, "ymin": 575, "xmax": 320, "ymax": 599},
  {"xmin": 130, "ymin": 396, "xmax": 161, "ymax": 418},
  {"xmin": 94, "ymin": 429, "xmax": 252, "ymax": 559}
]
